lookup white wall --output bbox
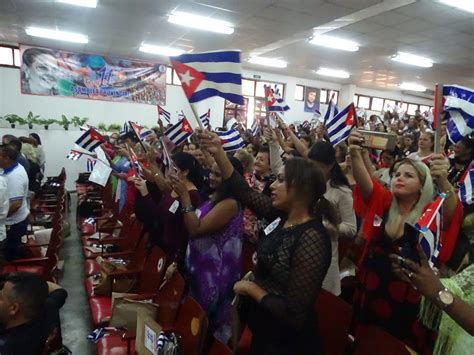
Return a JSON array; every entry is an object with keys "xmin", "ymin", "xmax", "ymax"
[{"xmin": 0, "ymin": 66, "xmax": 435, "ymax": 189}]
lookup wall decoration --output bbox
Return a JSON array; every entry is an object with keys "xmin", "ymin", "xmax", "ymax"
[
  {"xmin": 20, "ymin": 45, "xmax": 167, "ymax": 105},
  {"xmin": 304, "ymin": 86, "xmax": 321, "ymax": 113}
]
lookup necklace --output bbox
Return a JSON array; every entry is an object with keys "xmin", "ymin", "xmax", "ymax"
[{"xmin": 284, "ymin": 217, "xmax": 312, "ymax": 228}]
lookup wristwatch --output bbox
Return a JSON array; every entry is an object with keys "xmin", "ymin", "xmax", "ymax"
[
  {"xmin": 437, "ymin": 288, "xmax": 454, "ymax": 309},
  {"xmin": 181, "ymin": 205, "xmax": 195, "ymax": 214}
]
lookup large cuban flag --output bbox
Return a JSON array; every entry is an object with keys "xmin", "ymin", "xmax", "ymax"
[{"xmin": 170, "ymin": 50, "xmax": 244, "ymax": 105}]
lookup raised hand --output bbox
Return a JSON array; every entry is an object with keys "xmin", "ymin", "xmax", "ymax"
[{"xmin": 196, "ymin": 129, "xmax": 223, "ymax": 155}]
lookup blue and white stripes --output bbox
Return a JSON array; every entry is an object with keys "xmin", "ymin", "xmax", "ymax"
[
  {"xmin": 326, "ymin": 103, "xmax": 356, "ymax": 146},
  {"xmin": 443, "ymin": 85, "xmax": 474, "ymax": 143},
  {"xmin": 217, "ymin": 128, "xmax": 245, "ymax": 152}
]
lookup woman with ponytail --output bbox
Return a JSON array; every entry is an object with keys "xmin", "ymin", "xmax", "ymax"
[
  {"xmin": 198, "ymin": 130, "xmax": 334, "ymax": 355},
  {"xmin": 308, "ymin": 141, "xmax": 357, "ymax": 296}
]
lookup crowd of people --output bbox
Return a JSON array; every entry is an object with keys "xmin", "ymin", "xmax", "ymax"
[
  {"xmin": 0, "ymin": 104, "xmax": 473, "ymax": 354},
  {"xmin": 86, "ymin": 108, "xmax": 473, "ymax": 354}
]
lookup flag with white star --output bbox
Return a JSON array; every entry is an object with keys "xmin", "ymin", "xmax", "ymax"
[{"xmin": 170, "ymin": 50, "xmax": 244, "ymax": 105}]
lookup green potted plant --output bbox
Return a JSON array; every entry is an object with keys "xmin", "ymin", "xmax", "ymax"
[
  {"xmin": 39, "ymin": 118, "xmax": 57, "ymax": 130},
  {"xmin": 71, "ymin": 116, "xmax": 88, "ymax": 128},
  {"xmin": 98, "ymin": 123, "xmax": 107, "ymax": 132},
  {"xmin": 107, "ymin": 123, "xmax": 121, "ymax": 132},
  {"xmin": 4, "ymin": 114, "xmax": 26, "ymax": 128},
  {"xmin": 26, "ymin": 111, "xmax": 41, "ymax": 129},
  {"xmin": 59, "ymin": 115, "xmax": 71, "ymax": 130}
]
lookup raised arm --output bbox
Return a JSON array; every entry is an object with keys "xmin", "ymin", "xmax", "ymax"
[
  {"xmin": 348, "ymin": 130, "xmax": 374, "ymax": 202},
  {"xmin": 277, "ymin": 118, "xmax": 309, "ymax": 158},
  {"xmin": 198, "ymin": 130, "xmax": 279, "ymax": 221},
  {"xmin": 262, "ymin": 127, "xmax": 284, "ymax": 174}
]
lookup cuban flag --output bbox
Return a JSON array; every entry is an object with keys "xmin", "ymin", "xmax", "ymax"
[
  {"xmin": 66, "ymin": 150, "xmax": 83, "ymax": 161},
  {"xmin": 458, "ymin": 162, "xmax": 474, "ymax": 205},
  {"xmin": 126, "ymin": 145, "xmax": 143, "ymax": 175},
  {"xmin": 443, "ymin": 85, "xmax": 474, "ymax": 143},
  {"xmin": 164, "ymin": 117, "xmax": 194, "ymax": 146},
  {"xmin": 75, "ymin": 128, "xmax": 106, "ymax": 152},
  {"xmin": 170, "ymin": 50, "xmax": 244, "ymax": 105},
  {"xmin": 324, "ymin": 93, "xmax": 339, "ymax": 125},
  {"xmin": 200, "ymin": 109, "xmax": 211, "ymax": 129},
  {"xmin": 251, "ymin": 118, "xmax": 260, "ymax": 136},
  {"xmin": 157, "ymin": 105, "xmax": 171, "ymax": 123},
  {"xmin": 265, "ymin": 85, "xmax": 290, "ymax": 112},
  {"xmin": 86, "ymin": 158, "xmax": 96, "ymax": 172},
  {"xmin": 129, "ymin": 122, "xmax": 153, "ymax": 141},
  {"xmin": 326, "ymin": 103, "xmax": 357, "ymax": 146},
  {"xmin": 119, "ymin": 122, "xmax": 129, "ymax": 136},
  {"xmin": 217, "ymin": 128, "xmax": 245, "ymax": 152},
  {"xmin": 415, "ymin": 193, "xmax": 446, "ymax": 267}
]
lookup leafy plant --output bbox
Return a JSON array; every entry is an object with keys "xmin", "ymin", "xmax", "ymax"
[
  {"xmin": 3, "ymin": 114, "xmax": 26, "ymax": 127},
  {"xmin": 26, "ymin": 111, "xmax": 41, "ymax": 128},
  {"xmin": 98, "ymin": 123, "xmax": 107, "ymax": 131},
  {"xmin": 59, "ymin": 115, "xmax": 70, "ymax": 130},
  {"xmin": 71, "ymin": 116, "xmax": 88, "ymax": 127},
  {"xmin": 107, "ymin": 123, "xmax": 122, "ymax": 132},
  {"xmin": 38, "ymin": 118, "xmax": 57, "ymax": 129}
]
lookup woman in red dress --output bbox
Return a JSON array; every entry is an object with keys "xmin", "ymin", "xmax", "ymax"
[{"xmin": 348, "ymin": 130, "xmax": 463, "ymax": 353}]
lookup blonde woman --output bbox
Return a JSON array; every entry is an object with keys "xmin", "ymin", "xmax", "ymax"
[{"xmin": 348, "ymin": 130, "xmax": 462, "ymax": 353}]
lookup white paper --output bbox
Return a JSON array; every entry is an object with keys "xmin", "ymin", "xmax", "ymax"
[
  {"xmin": 144, "ymin": 324, "xmax": 156, "ymax": 352},
  {"xmin": 168, "ymin": 200, "xmax": 180, "ymax": 214},
  {"xmin": 89, "ymin": 147, "xmax": 112, "ymax": 187}
]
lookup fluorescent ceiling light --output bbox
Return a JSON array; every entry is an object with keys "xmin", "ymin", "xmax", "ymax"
[
  {"xmin": 309, "ymin": 35, "xmax": 359, "ymax": 52},
  {"xmin": 168, "ymin": 11, "xmax": 234, "ymax": 34},
  {"xmin": 57, "ymin": 0, "xmax": 97, "ymax": 8},
  {"xmin": 399, "ymin": 82, "xmax": 426, "ymax": 92},
  {"xmin": 315, "ymin": 67, "xmax": 350, "ymax": 79},
  {"xmin": 139, "ymin": 44, "xmax": 185, "ymax": 56},
  {"xmin": 438, "ymin": 0, "xmax": 474, "ymax": 13},
  {"xmin": 248, "ymin": 57, "xmax": 287, "ymax": 68},
  {"xmin": 391, "ymin": 52, "xmax": 433, "ymax": 68},
  {"xmin": 25, "ymin": 27, "xmax": 88, "ymax": 43}
]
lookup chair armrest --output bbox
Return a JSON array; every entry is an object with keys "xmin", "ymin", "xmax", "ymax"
[
  {"xmin": 10, "ymin": 256, "xmax": 49, "ymax": 264},
  {"xmin": 109, "ymin": 268, "xmax": 140, "ymax": 277},
  {"xmin": 101, "ymin": 251, "xmax": 134, "ymax": 258},
  {"xmin": 19, "ymin": 243, "xmax": 49, "ymax": 248},
  {"xmin": 124, "ymin": 292, "xmax": 156, "ymax": 301}
]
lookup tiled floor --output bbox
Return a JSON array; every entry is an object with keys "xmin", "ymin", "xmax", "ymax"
[{"xmin": 59, "ymin": 193, "xmax": 96, "ymax": 354}]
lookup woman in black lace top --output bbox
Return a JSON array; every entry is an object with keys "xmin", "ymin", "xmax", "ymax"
[{"xmin": 198, "ymin": 131, "xmax": 337, "ymax": 354}]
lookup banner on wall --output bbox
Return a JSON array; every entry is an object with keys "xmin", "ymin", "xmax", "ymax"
[
  {"xmin": 304, "ymin": 86, "xmax": 321, "ymax": 113},
  {"xmin": 20, "ymin": 45, "xmax": 167, "ymax": 105}
]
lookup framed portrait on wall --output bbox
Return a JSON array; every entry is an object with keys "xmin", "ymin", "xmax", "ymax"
[{"xmin": 304, "ymin": 87, "xmax": 321, "ymax": 112}]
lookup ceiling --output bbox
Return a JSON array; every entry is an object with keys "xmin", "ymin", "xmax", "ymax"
[{"xmin": 0, "ymin": 0, "xmax": 473, "ymax": 92}]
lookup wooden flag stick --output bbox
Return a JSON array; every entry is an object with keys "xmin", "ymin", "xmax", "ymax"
[
  {"xmin": 434, "ymin": 83, "xmax": 444, "ymax": 154},
  {"xmin": 189, "ymin": 104, "xmax": 205, "ymax": 131},
  {"xmin": 128, "ymin": 121, "xmax": 148, "ymax": 152}
]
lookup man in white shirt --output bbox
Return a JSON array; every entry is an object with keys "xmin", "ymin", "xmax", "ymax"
[
  {"xmin": 0, "ymin": 145, "xmax": 30, "ymax": 261},
  {"xmin": 0, "ymin": 176, "xmax": 9, "ymax": 259}
]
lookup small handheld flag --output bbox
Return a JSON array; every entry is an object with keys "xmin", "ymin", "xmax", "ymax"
[
  {"xmin": 86, "ymin": 158, "xmax": 96, "ymax": 172},
  {"xmin": 164, "ymin": 117, "xmax": 194, "ymax": 146},
  {"xmin": 458, "ymin": 162, "xmax": 474, "ymax": 205},
  {"xmin": 326, "ymin": 103, "xmax": 357, "ymax": 146},
  {"xmin": 129, "ymin": 122, "xmax": 152, "ymax": 141},
  {"xmin": 443, "ymin": 85, "xmax": 474, "ymax": 143},
  {"xmin": 75, "ymin": 128, "xmax": 106, "ymax": 152},
  {"xmin": 324, "ymin": 93, "xmax": 339, "ymax": 125},
  {"xmin": 119, "ymin": 122, "xmax": 129, "ymax": 136},
  {"xmin": 199, "ymin": 109, "xmax": 211, "ymax": 129},
  {"xmin": 415, "ymin": 193, "xmax": 447, "ymax": 266},
  {"xmin": 216, "ymin": 128, "xmax": 245, "ymax": 152},
  {"xmin": 66, "ymin": 150, "xmax": 83, "ymax": 161},
  {"xmin": 265, "ymin": 85, "xmax": 290, "ymax": 112},
  {"xmin": 251, "ymin": 118, "xmax": 260, "ymax": 136},
  {"xmin": 158, "ymin": 105, "xmax": 171, "ymax": 123},
  {"xmin": 170, "ymin": 50, "xmax": 244, "ymax": 105}
]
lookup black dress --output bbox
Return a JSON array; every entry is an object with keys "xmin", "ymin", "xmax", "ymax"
[{"xmin": 226, "ymin": 171, "xmax": 332, "ymax": 355}]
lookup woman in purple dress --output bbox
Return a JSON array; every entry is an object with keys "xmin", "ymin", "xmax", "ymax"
[{"xmin": 171, "ymin": 157, "xmax": 245, "ymax": 343}]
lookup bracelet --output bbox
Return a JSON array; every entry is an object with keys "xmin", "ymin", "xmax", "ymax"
[{"xmin": 181, "ymin": 205, "xmax": 195, "ymax": 214}]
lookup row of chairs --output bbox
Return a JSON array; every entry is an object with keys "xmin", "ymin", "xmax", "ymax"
[
  {"xmin": 79, "ymin": 178, "xmax": 412, "ymax": 355},
  {"xmin": 78, "ymin": 179, "xmax": 232, "ymax": 355}
]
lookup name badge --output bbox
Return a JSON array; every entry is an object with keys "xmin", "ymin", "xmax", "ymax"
[
  {"xmin": 264, "ymin": 217, "xmax": 281, "ymax": 236},
  {"xmin": 195, "ymin": 209, "xmax": 202, "ymax": 219},
  {"xmin": 169, "ymin": 200, "xmax": 180, "ymax": 214}
]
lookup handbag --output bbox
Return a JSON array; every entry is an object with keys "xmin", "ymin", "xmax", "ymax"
[{"xmin": 93, "ymin": 260, "xmax": 136, "ymax": 296}]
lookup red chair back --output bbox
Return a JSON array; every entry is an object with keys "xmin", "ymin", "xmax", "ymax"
[
  {"xmin": 155, "ymin": 272, "xmax": 186, "ymax": 327},
  {"xmin": 174, "ymin": 296, "xmax": 208, "ymax": 355},
  {"xmin": 352, "ymin": 325, "xmax": 412, "ymax": 355},
  {"xmin": 209, "ymin": 338, "xmax": 232, "ymax": 355},
  {"xmin": 135, "ymin": 244, "xmax": 167, "ymax": 294},
  {"xmin": 315, "ymin": 289, "xmax": 353, "ymax": 355},
  {"xmin": 240, "ymin": 240, "xmax": 257, "ymax": 274}
]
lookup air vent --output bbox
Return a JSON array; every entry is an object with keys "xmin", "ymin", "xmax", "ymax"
[{"xmin": 401, "ymin": 89, "xmax": 434, "ymax": 100}]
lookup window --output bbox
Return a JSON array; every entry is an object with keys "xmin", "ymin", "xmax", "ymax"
[
  {"xmin": 384, "ymin": 99, "xmax": 396, "ymax": 111},
  {"xmin": 419, "ymin": 105, "xmax": 430, "ymax": 114},
  {"xmin": 166, "ymin": 67, "xmax": 173, "ymax": 84},
  {"xmin": 356, "ymin": 95, "xmax": 371, "ymax": 109},
  {"xmin": 371, "ymin": 97, "xmax": 384, "ymax": 111},
  {"xmin": 0, "ymin": 45, "xmax": 19, "ymax": 67},
  {"xmin": 242, "ymin": 79, "xmax": 255, "ymax": 96},
  {"xmin": 407, "ymin": 103, "xmax": 419, "ymax": 115},
  {"xmin": 320, "ymin": 89, "xmax": 328, "ymax": 104},
  {"xmin": 294, "ymin": 85, "xmax": 304, "ymax": 101}
]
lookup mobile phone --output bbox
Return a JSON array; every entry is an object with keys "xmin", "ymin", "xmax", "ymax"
[
  {"xmin": 400, "ymin": 223, "xmax": 420, "ymax": 264},
  {"xmin": 358, "ymin": 130, "xmax": 397, "ymax": 150}
]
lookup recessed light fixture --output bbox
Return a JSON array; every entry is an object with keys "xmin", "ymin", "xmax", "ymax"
[
  {"xmin": 25, "ymin": 26, "xmax": 88, "ymax": 43},
  {"xmin": 167, "ymin": 11, "xmax": 234, "ymax": 34},
  {"xmin": 315, "ymin": 67, "xmax": 350, "ymax": 79},
  {"xmin": 391, "ymin": 52, "xmax": 433, "ymax": 68},
  {"xmin": 309, "ymin": 35, "xmax": 359, "ymax": 52},
  {"xmin": 248, "ymin": 57, "xmax": 287, "ymax": 68},
  {"xmin": 399, "ymin": 82, "xmax": 426, "ymax": 92},
  {"xmin": 438, "ymin": 0, "xmax": 474, "ymax": 13},
  {"xmin": 57, "ymin": 0, "xmax": 97, "ymax": 8},
  {"xmin": 139, "ymin": 44, "xmax": 185, "ymax": 56}
]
